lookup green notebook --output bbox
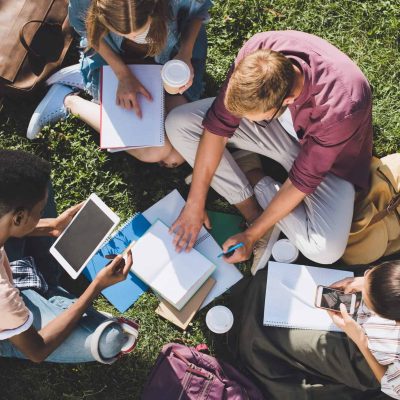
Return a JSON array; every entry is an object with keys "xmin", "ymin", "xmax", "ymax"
[{"xmin": 207, "ymin": 211, "xmax": 244, "ymax": 247}]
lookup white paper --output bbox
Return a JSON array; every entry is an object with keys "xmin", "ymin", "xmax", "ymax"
[
  {"xmin": 131, "ymin": 220, "xmax": 215, "ymax": 309},
  {"xmin": 101, "ymin": 65, "xmax": 164, "ymax": 149},
  {"xmin": 142, "ymin": 190, "xmax": 243, "ymax": 308},
  {"xmin": 264, "ymin": 262, "xmax": 354, "ymax": 331}
]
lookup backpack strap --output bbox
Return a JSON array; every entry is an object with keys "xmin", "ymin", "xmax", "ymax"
[{"xmin": 368, "ymin": 192, "xmax": 400, "ymax": 227}]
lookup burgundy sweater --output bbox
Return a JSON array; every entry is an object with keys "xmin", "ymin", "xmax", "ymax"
[{"xmin": 203, "ymin": 31, "xmax": 373, "ymax": 194}]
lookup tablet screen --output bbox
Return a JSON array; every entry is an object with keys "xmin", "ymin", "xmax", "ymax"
[{"xmin": 53, "ymin": 198, "xmax": 115, "ymax": 272}]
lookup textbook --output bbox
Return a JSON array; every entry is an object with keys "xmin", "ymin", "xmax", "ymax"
[
  {"xmin": 142, "ymin": 190, "xmax": 243, "ymax": 308},
  {"xmin": 263, "ymin": 262, "xmax": 354, "ymax": 332},
  {"xmin": 83, "ymin": 213, "xmax": 151, "ymax": 313},
  {"xmin": 156, "ymin": 277, "xmax": 216, "ymax": 330},
  {"xmin": 130, "ymin": 220, "xmax": 216, "ymax": 310},
  {"xmin": 100, "ymin": 64, "xmax": 164, "ymax": 150}
]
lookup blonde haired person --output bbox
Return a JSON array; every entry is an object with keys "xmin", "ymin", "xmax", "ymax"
[
  {"xmin": 27, "ymin": 0, "xmax": 211, "ymax": 167},
  {"xmin": 166, "ymin": 31, "xmax": 372, "ymax": 270}
]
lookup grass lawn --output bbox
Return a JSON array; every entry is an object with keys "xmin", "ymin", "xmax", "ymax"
[{"xmin": 1, "ymin": 0, "xmax": 399, "ymax": 399}]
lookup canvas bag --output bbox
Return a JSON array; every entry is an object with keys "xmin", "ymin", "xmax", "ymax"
[
  {"xmin": 0, "ymin": 0, "xmax": 73, "ymax": 99},
  {"xmin": 141, "ymin": 343, "xmax": 265, "ymax": 400},
  {"xmin": 343, "ymin": 154, "xmax": 400, "ymax": 265}
]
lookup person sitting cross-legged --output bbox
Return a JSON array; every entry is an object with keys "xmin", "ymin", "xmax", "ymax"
[
  {"xmin": 165, "ymin": 31, "xmax": 372, "ymax": 270},
  {"xmin": 0, "ymin": 149, "xmax": 138, "ymax": 364},
  {"xmin": 228, "ymin": 261, "xmax": 400, "ymax": 400}
]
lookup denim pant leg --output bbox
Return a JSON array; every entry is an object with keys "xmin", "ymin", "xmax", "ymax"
[
  {"xmin": 0, "ymin": 288, "xmax": 126, "ymax": 364},
  {"xmin": 184, "ymin": 25, "xmax": 207, "ymax": 102},
  {"xmin": 4, "ymin": 182, "xmax": 62, "ymax": 286}
]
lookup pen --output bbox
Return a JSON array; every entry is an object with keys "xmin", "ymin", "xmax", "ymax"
[{"xmin": 217, "ymin": 242, "xmax": 244, "ymax": 258}]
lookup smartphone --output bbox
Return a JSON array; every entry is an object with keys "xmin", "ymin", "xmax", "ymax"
[{"xmin": 315, "ymin": 285, "xmax": 356, "ymax": 314}]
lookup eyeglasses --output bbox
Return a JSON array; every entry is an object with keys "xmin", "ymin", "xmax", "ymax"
[{"xmin": 254, "ymin": 86, "xmax": 291, "ymax": 128}]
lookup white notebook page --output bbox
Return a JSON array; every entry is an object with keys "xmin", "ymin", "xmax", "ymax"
[
  {"xmin": 130, "ymin": 220, "xmax": 215, "ymax": 308},
  {"xmin": 142, "ymin": 190, "xmax": 243, "ymax": 308},
  {"xmin": 100, "ymin": 64, "xmax": 164, "ymax": 149},
  {"xmin": 264, "ymin": 262, "xmax": 353, "ymax": 331}
]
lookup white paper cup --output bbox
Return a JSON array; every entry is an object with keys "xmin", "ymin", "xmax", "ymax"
[
  {"xmin": 271, "ymin": 239, "xmax": 299, "ymax": 263},
  {"xmin": 161, "ymin": 60, "xmax": 191, "ymax": 95},
  {"xmin": 206, "ymin": 306, "xmax": 234, "ymax": 334}
]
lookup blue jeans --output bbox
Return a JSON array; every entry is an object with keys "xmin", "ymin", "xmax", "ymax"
[
  {"xmin": 0, "ymin": 287, "xmax": 127, "ymax": 363},
  {"xmin": 1, "ymin": 183, "xmax": 127, "ymax": 363}
]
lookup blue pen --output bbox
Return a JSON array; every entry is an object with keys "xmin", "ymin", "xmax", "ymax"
[{"xmin": 218, "ymin": 242, "xmax": 244, "ymax": 258}]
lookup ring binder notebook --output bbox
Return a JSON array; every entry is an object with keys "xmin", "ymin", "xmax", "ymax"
[
  {"xmin": 100, "ymin": 64, "xmax": 165, "ymax": 151},
  {"xmin": 84, "ymin": 213, "xmax": 151, "ymax": 313},
  {"xmin": 263, "ymin": 262, "xmax": 354, "ymax": 332}
]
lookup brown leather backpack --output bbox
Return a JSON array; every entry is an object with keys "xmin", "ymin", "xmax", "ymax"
[
  {"xmin": 343, "ymin": 154, "xmax": 400, "ymax": 265},
  {"xmin": 0, "ymin": 0, "xmax": 74, "ymax": 100}
]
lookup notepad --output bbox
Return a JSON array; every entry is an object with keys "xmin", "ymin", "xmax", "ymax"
[
  {"xmin": 130, "ymin": 220, "xmax": 216, "ymax": 310},
  {"xmin": 100, "ymin": 64, "xmax": 164, "ymax": 149},
  {"xmin": 83, "ymin": 213, "xmax": 151, "ymax": 313},
  {"xmin": 263, "ymin": 262, "xmax": 354, "ymax": 332},
  {"xmin": 142, "ymin": 190, "xmax": 243, "ymax": 308}
]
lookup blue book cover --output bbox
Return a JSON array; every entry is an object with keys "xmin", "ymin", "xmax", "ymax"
[{"xmin": 84, "ymin": 213, "xmax": 151, "ymax": 312}]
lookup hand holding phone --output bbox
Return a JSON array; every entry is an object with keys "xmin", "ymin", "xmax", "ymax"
[{"xmin": 315, "ymin": 285, "xmax": 357, "ymax": 314}]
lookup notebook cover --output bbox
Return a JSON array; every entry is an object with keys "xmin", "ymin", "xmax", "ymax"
[
  {"xmin": 83, "ymin": 213, "xmax": 151, "ymax": 313},
  {"xmin": 207, "ymin": 211, "xmax": 244, "ymax": 247},
  {"xmin": 156, "ymin": 278, "xmax": 215, "ymax": 330}
]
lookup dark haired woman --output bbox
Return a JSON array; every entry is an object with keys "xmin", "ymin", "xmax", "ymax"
[
  {"xmin": 228, "ymin": 262, "xmax": 400, "ymax": 399},
  {"xmin": 27, "ymin": 0, "xmax": 211, "ymax": 167}
]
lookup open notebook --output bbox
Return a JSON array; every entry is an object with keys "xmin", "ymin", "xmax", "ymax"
[
  {"xmin": 143, "ymin": 190, "xmax": 243, "ymax": 308},
  {"xmin": 130, "ymin": 219, "xmax": 216, "ymax": 310},
  {"xmin": 264, "ymin": 262, "xmax": 354, "ymax": 332},
  {"xmin": 100, "ymin": 64, "xmax": 164, "ymax": 150}
]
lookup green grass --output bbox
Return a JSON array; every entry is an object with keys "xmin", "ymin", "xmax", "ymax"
[{"xmin": 0, "ymin": 0, "xmax": 399, "ymax": 398}]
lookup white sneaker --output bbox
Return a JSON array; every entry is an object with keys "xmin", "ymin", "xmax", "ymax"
[
  {"xmin": 45, "ymin": 64, "xmax": 84, "ymax": 90},
  {"xmin": 27, "ymin": 84, "xmax": 73, "ymax": 140},
  {"xmin": 251, "ymin": 225, "xmax": 281, "ymax": 275}
]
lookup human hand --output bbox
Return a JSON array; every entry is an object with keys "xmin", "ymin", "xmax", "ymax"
[
  {"xmin": 173, "ymin": 52, "xmax": 194, "ymax": 94},
  {"xmin": 330, "ymin": 276, "xmax": 365, "ymax": 293},
  {"xmin": 116, "ymin": 71, "xmax": 152, "ymax": 117},
  {"xmin": 328, "ymin": 303, "xmax": 366, "ymax": 344},
  {"xmin": 221, "ymin": 231, "xmax": 257, "ymax": 264},
  {"xmin": 169, "ymin": 204, "xmax": 211, "ymax": 252},
  {"xmin": 94, "ymin": 251, "xmax": 133, "ymax": 290},
  {"xmin": 48, "ymin": 203, "xmax": 84, "ymax": 237}
]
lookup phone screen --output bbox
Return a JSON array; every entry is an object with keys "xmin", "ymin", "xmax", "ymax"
[{"xmin": 320, "ymin": 288, "xmax": 353, "ymax": 312}]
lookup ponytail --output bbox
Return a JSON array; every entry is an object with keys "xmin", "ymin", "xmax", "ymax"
[{"xmin": 146, "ymin": 0, "xmax": 169, "ymax": 57}]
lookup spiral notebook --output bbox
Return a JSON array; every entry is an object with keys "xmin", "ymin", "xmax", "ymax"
[
  {"xmin": 142, "ymin": 190, "xmax": 243, "ymax": 309},
  {"xmin": 263, "ymin": 262, "xmax": 353, "ymax": 332},
  {"xmin": 100, "ymin": 64, "xmax": 164, "ymax": 150},
  {"xmin": 83, "ymin": 213, "xmax": 151, "ymax": 313},
  {"xmin": 130, "ymin": 220, "xmax": 216, "ymax": 310}
]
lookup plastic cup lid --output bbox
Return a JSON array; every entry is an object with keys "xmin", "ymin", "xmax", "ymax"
[
  {"xmin": 206, "ymin": 306, "xmax": 234, "ymax": 334},
  {"xmin": 161, "ymin": 60, "xmax": 191, "ymax": 87},
  {"xmin": 271, "ymin": 239, "xmax": 299, "ymax": 263}
]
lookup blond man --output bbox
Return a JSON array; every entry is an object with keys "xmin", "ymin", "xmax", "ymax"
[{"xmin": 166, "ymin": 31, "xmax": 373, "ymax": 268}]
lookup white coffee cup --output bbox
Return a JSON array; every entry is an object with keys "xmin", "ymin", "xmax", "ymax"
[
  {"xmin": 271, "ymin": 239, "xmax": 299, "ymax": 263},
  {"xmin": 206, "ymin": 306, "xmax": 234, "ymax": 334},
  {"xmin": 161, "ymin": 60, "xmax": 191, "ymax": 95}
]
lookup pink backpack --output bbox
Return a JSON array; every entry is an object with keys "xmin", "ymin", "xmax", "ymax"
[{"xmin": 142, "ymin": 343, "xmax": 265, "ymax": 400}]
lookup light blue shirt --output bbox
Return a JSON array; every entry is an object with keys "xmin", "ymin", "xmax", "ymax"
[{"xmin": 68, "ymin": 0, "xmax": 211, "ymax": 99}]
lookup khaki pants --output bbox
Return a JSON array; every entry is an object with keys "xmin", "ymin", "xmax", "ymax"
[{"xmin": 166, "ymin": 98, "xmax": 355, "ymax": 264}]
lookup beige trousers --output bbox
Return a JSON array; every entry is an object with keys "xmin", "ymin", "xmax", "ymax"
[{"xmin": 166, "ymin": 98, "xmax": 355, "ymax": 264}]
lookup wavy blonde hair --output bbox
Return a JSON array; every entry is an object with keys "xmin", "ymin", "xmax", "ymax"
[
  {"xmin": 86, "ymin": 0, "xmax": 169, "ymax": 56},
  {"xmin": 225, "ymin": 49, "xmax": 295, "ymax": 117}
]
